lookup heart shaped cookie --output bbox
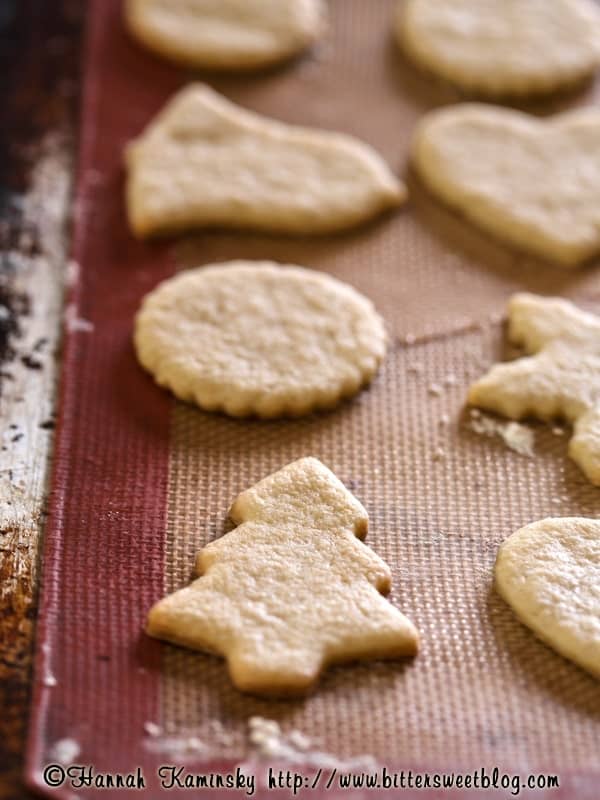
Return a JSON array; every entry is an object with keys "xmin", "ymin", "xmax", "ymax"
[
  {"xmin": 412, "ymin": 103, "xmax": 600, "ymax": 267},
  {"xmin": 495, "ymin": 517, "xmax": 600, "ymax": 680},
  {"xmin": 396, "ymin": 0, "xmax": 600, "ymax": 95},
  {"xmin": 126, "ymin": 84, "xmax": 405, "ymax": 238}
]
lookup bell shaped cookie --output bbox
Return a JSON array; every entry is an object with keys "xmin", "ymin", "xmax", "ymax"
[{"xmin": 126, "ymin": 84, "xmax": 405, "ymax": 238}]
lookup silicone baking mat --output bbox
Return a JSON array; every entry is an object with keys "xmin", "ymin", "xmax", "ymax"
[{"xmin": 26, "ymin": 1, "xmax": 600, "ymax": 797}]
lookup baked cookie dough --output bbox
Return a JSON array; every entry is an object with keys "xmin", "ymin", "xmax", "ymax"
[
  {"xmin": 147, "ymin": 457, "xmax": 419, "ymax": 696},
  {"xmin": 125, "ymin": 0, "xmax": 326, "ymax": 70},
  {"xmin": 496, "ymin": 517, "xmax": 600, "ymax": 680},
  {"xmin": 411, "ymin": 103, "xmax": 600, "ymax": 267},
  {"xmin": 468, "ymin": 293, "xmax": 600, "ymax": 486},
  {"xmin": 396, "ymin": 0, "xmax": 600, "ymax": 95},
  {"xmin": 134, "ymin": 261, "xmax": 387, "ymax": 418},
  {"xmin": 125, "ymin": 84, "xmax": 404, "ymax": 238}
]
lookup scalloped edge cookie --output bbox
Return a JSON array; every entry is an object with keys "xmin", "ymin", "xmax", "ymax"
[{"xmin": 135, "ymin": 261, "xmax": 387, "ymax": 418}]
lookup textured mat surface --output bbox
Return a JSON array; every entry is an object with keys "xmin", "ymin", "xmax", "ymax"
[{"xmin": 26, "ymin": 0, "xmax": 600, "ymax": 797}]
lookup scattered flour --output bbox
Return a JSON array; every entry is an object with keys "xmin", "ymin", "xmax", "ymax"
[
  {"xmin": 208, "ymin": 719, "xmax": 236, "ymax": 748},
  {"xmin": 49, "ymin": 738, "xmax": 80, "ymax": 764},
  {"xmin": 65, "ymin": 259, "xmax": 80, "ymax": 288},
  {"xmin": 143, "ymin": 732, "xmax": 206, "ymax": 759},
  {"xmin": 143, "ymin": 721, "xmax": 162, "ymax": 737},
  {"xmin": 140, "ymin": 717, "xmax": 376, "ymax": 772},
  {"xmin": 64, "ymin": 303, "xmax": 94, "ymax": 333},
  {"xmin": 422, "ymin": 376, "xmax": 459, "ymax": 398},
  {"xmin": 407, "ymin": 362, "xmax": 423, "ymax": 375},
  {"xmin": 247, "ymin": 717, "xmax": 376, "ymax": 771},
  {"xmin": 469, "ymin": 410, "xmax": 535, "ymax": 457},
  {"xmin": 432, "ymin": 446, "xmax": 446, "ymax": 461}
]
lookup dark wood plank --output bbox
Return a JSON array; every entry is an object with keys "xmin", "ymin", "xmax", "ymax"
[{"xmin": 0, "ymin": 2, "xmax": 82, "ymax": 798}]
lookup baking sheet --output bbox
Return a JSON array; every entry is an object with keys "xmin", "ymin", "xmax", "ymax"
[{"xmin": 26, "ymin": 1, "xmax": 600, "ymax": 797}]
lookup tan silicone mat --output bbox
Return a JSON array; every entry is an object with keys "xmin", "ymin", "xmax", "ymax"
[{"xmin": 158, "ymin": 0, "xmax": 600, "ymax": 771}]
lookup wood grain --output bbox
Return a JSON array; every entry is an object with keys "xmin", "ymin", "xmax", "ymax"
[{"xmin": 0, "ymin": 2, "xmax": 81, "ymax": 797}]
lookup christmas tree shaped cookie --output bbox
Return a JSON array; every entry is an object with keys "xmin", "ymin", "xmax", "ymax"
[
  {"xmin": 147, "ymin": 458, "xmax": 419, "ymax": 695},
  {"xmin": 469, "ymin": 293, "xmax": 600, "ymax": 485}
]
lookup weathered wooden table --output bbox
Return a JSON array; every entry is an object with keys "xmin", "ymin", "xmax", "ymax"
[{"xmin": 0, "ymin": 2, "xmax": 82, "ymax": 797}]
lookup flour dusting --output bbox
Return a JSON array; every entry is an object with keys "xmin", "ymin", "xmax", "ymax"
[
  {"xmin": 469, "ymin": 410, "xmax": 534, "ymax": 457},
  {"xmin": 248, "ymin": 717, "xmax": 376, "ymax": 770},
  {"xmin": 49, "ymin": 738, "xmax": 80, "ymax": 764}
]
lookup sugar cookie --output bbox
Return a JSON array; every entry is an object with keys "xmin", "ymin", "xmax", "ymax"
[
  {"xmin": 468, "ymin": 293, "xmax": 600, "ymax": 485},
  {"xmin": 496, "ymin": 517, "xmax": 600, "ymax": 680},
  {"xmin": 134, "ymin": 261, "xmax": 387, "ymax": 418},
  {"xmin": 411, "ymin": 103, "xmax": 600, "ymax": 267},
  {"xmin": 126, "ymin": 84, "xmax": 405, "ymax": 238},
  {"xmin": 147, "ymin": 458, "xmax": 419, "ymax": 696},
  {"xmin": 125, "ymin": 0, "xmax": 326, "ymax": 71},
  {"xmin": 396, "ymin": 0, "xmax": 600, "ymax": 95}
]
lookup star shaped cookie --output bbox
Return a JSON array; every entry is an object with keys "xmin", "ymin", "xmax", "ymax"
[{"xmin": 469, "ymin": 293, "xmax": 600, "ymax": 485}]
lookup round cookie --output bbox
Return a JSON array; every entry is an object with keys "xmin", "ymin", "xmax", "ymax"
[
  {"xmin": 134, "ymin": 261, "xmax": 387, "ymax": 418},
  {"xmin": 396, "ymin": 0, "xmax": 600, "ymax": 96},
  {"xmin": 125, "ymin": 0, "xmax": 326, "ymax": 71},
  {"xmin": 495, "ymin": 517, "xmax": 600, "ymax": 680}
]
